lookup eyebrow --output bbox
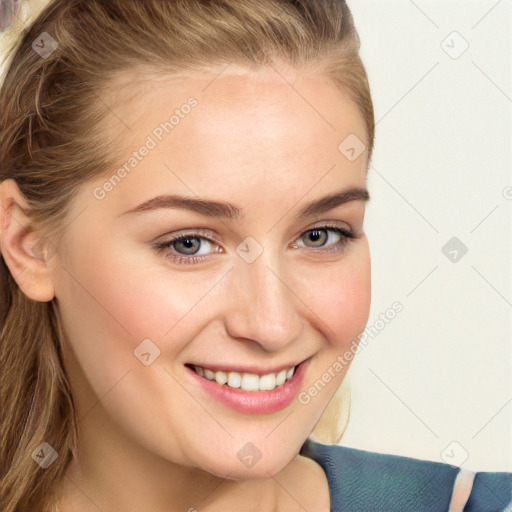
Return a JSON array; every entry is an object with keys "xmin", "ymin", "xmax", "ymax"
[{"xmin": 121, "ymin": 186, "xmax": 369, "ymax": 220}]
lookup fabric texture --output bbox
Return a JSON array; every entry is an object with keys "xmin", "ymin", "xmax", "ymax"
[{"xmin": 300, "ymin": 438, "xmax": 512, "ymax": 512}]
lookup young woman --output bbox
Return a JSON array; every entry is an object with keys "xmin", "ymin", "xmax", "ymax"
[{"xmin": 0, "ymin": 1, "xmax": 510, "ymax": 511}]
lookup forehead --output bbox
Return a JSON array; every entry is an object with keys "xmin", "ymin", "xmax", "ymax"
[
  {"xmin": 91, "ymin": 64, "xmax": 368, "ymax": 216},
  {"xmin": 106, "ymin": 62, "xmax": 367, "ymax": 150}
]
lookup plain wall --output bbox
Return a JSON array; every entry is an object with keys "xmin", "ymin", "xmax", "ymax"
[{"xmin": 342, "ymin": 0, "xmax": 512, "ymax": 472}]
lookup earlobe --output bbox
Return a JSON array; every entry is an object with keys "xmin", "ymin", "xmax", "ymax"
[{"xmin": 0, "ymin": 179, "xmax": 55, "ymax": 302}]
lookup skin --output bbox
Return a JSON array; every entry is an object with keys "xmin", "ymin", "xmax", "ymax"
[{"xmin": 0, "ymin": 63, "xmax": 371, "ymax": 511}]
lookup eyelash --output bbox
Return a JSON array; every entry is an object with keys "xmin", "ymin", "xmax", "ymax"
[{"xmin": 153, "ymin": 223, "xmax": 355, "ymax": 265}]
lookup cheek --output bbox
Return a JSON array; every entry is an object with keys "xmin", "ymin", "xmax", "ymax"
[
  {"xmin": 56, "ymin": 241, "xmax": 198, "ymax": 342},
  {"xmin": 53, "ymin": 242, "xmax": 173, "ymax": 388},
  {"xmin": 299, "ymin": 243, "xmax": 371, "ymax": 347},
  {"xmin": 53, "ymin": 236, "xmax": 228, "ymax": 393}
]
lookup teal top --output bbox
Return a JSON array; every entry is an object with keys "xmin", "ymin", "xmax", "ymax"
[{"xmin": 300, "ymin": 438, "xmax": 512, "ymax": 511}]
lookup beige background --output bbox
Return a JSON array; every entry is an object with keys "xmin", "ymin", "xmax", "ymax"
[{"xmin": 343, "ymin": 0, "xmax": 512, "ymax": 472}]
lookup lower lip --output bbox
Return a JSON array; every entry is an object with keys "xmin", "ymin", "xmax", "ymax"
[{"xmin": 185, "ymin": 359, "xmax": 311, "ymax": 415}]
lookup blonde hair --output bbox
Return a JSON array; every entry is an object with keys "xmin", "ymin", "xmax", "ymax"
[{"xmin": 0, "ymin": 1, "xmax": 374, "ymax": 510}]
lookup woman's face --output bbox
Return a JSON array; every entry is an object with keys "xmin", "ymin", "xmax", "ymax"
[{"xmin": 51, "ymin": 64, "xmax": 371, "ymax": 478}]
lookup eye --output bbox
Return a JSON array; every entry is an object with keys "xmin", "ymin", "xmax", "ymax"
[
  {"xmin": 292, "ymin": 224, "xmax": 354, "ymax": 254},
  {"xmin": 153, "ymin": 229, "xmax": 222, "ymax": 265},
  {"xmin": 171, "ymin": 236, "xmax": 209, "ymax": 256},
  {"xmin": 154, "ymin": 224, "xmax": 355, "ymax": 265}
]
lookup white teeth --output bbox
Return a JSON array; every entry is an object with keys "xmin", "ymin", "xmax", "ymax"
[
  {"xmin": 259, "ymin": 373, "xmax": 276, "ymax": 391},
  {"xmin": 215, "ymin": 370, "xmax": 228, "ymax": 385},
  {"xmin": 276, "ymin": 369, "xmax": 287, "ymax": 386},
  {"xmin": 192, "ymin": 364, "xmax": 297, "ymax": 391},
  {"xmin": 227, "ymin": 372, "xmax": 241, "ymax": 389},
  {"xmin": 241, "ymin": 373, "xmax": 259, "ymax": 392}
]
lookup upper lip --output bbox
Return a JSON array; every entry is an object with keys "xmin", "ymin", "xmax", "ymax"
[{"xmin": 185, "ymin": 358, "xmax": 309, "ymax": 376}]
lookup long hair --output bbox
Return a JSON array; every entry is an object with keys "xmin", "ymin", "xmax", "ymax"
[{"xmin": 0, "ymin": 1, "xmax": 374, "ymax": 510}]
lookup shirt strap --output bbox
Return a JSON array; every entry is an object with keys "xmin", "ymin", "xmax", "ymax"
[{"xmin": 448, "ymin": 468, "xmax": 476, "ymax": 512}]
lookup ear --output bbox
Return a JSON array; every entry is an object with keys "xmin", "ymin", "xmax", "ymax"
[{"xmin": 0, "ymin": 179, "xmax": 55, "ymax": 302}]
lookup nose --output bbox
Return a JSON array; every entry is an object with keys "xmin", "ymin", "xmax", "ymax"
[{"xmin": 223, "ymin": 254, "xmax": 304, "ymax": 352}]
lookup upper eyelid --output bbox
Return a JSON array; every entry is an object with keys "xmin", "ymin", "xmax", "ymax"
[
  {"xmin": 158, "ymin": 223, "xmax": 351, "ymax": 250},
  {"xmin": 161, "ymin": 221, "xmax": 352, "ymax": 242}
]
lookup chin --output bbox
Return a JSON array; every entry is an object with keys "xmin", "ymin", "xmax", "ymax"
[
  {"xmin": 191, "ymin": 443, "xmax": 298, "ymax": 481},
  {"xmin": 207, "ymin": 459, "xmax": 291, "ymax": 481}
]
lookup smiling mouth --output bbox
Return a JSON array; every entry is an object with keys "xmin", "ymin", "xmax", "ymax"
[{"xmin": 185, "ymin": 364, "xmax": 298, "ymax": 392}]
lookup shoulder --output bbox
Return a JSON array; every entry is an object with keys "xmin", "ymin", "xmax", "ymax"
[
  {"xmin": 464, "ymin": 471, "xmax": 512, "ymax": 512},
  {"xmin": 300, "ymin": 438, "xmax": 512, "ymax": 512}
]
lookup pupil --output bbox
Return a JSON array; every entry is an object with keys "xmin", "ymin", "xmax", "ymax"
[
  {"xmin": 308, "ymin": 229, "xmax": 326, "ymax": 246},
  {"xmin": 177, "ymin": 238, "xmax": 200, "ymax": 254}
]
